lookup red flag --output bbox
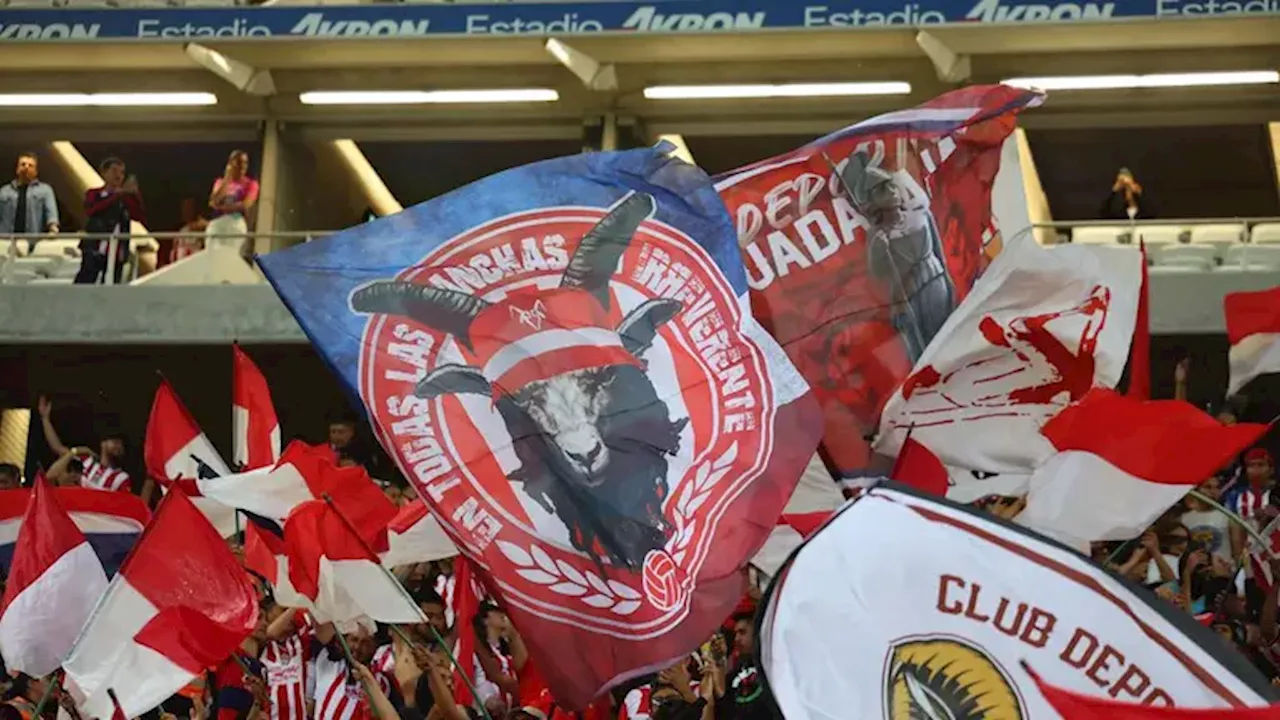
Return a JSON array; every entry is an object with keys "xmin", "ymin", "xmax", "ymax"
[
  {"xmin": 715, "ymin": 85, "xmax": 1044, "ymax": 477},
  {"xmin": 282, "ymin": 500, "xmax": 418, "ymax": 624},
  {"xmin": 1020, "ymin": 388, "xmax": 1269, "ymax": 545},
  {"xmin": 1029, "ymin": 663, "xmax": 1280, "ymax": 719},
  {"xmin": 452, "ymin": 556, "xmax": 479, "ymax": 706},
  {"xmin": 1226, "ymin": 286, "xmax": 1280, "ymax": 397},
  {"xmin": 0, "ymin": 479, "xmax": 109, "ymax": 676},
  {"xmin": 144, "ymin": 379, "xmax": 236, "ymax": 535},
  {"xmin": 889, "ymin": 434, "xmax": 948, "ymax": 497},
  {"xmin": 63, "ymin": 489, "xmax": 258, "ymax": 719},
  {"xmin": 233, "ymin": 345, "xmax": 281, "ymax": 471},
  {"xmin": 1127, "ymin": 241, "xmax": 1151, "ymax": 400}
]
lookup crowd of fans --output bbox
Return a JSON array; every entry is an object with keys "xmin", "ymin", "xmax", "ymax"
[{"xmin": 0, "ymin": 395, "xmax": 774, "ymax": 720}]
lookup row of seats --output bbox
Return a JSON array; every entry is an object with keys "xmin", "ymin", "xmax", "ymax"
[
  {"xmin": 1071, "ymin": 223, "xmax": 1280, "ymax": 246},
  {"xmin": 1, "ymin": 242, "xmax": 80, "ymax": 285}
]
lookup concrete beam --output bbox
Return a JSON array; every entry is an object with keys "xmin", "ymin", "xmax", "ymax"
[
  {"xmin": 329, "ymin": 139, "xmax": 403, "ymax": 218},
  {"xmin": 0, "ymin": 267, "xmax": 1271, "ymax": 344}
]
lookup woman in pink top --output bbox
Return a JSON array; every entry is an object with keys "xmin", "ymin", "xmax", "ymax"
[{"xmin": 207, "ymin": 149, "xmax": 259, "ymax": 252}]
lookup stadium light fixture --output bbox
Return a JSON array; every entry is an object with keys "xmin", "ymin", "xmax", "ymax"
[
  {"xmin": 0, "ymin": 92, "xmax": 218, "ymax": 107},
  {"xmin": 298, "ymin": 89, "xmax": 560, "ymax": 105},
  {"xmin": 643, "ymin": 82, "xmax": 912, "ymax": 100},
  {"xmin": 1002, "ymin": 71, "xmax": 1280, "ymax": 91}
]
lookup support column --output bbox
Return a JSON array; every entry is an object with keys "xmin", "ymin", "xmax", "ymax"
[
  {"xmin": 330, "ymin": 139, "xmax": 403, "ymax": 217},
  {"xmin": 1013, "ymin": 129, "xmax": 1055, "ymax": 244},
  {"xmin": 255, "ymin": 119, "xmax": 282, "ymax": 256},
  {"xmin": 1268, "ymin": 122, "xmax": 1280, "ymax": 207},
  {"xmin": 600, "ymin": 112, "xmax": 619, "ymax": 151}
]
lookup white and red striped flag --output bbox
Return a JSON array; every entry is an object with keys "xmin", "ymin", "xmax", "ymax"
[
  {"xmin": 233, "ymin": 345, "xmax": 281, "ymax": 471},
  {"xmin": 63, "ymin": 489, "xmax": 259, "ymax": 720},
  {"xmin": 144, "ymin": 379, "xmax": 236, "ymax": 536},
  {"xmin": 282, "ymin": 499, "xmax": 420, "ymax": 624},
  {"xmin": 1017, "ymin": 388, "xmax": 1268, "ymax": 548},
  {"xmin": 1226, "ymin": 286, "xmax": 1280, "ymax": 397},
  {"xmin": 182, "ymin": 441, "xmax": 396, "ymax": 547},
  {"xmin": 0, "ymin": 478, "xmax": 109, "ymax": 676}
]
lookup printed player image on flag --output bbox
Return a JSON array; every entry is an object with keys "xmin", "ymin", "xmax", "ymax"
[
  {"xmin": 259, "ymin": 144, "xmax": 823, "ymax": 707},
  {"xmin": 714, "ymin": 85, "xmax": 1044, "ymax": 478},
  {"xmin": 759, "ymin": 484, "xmax": 1278, "ymax": 720}
]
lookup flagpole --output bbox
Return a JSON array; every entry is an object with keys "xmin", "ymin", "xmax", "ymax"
[
  {"xmin": 32, "ymin": 672, "xmax": 62, "ymax": 718},
  {"xmin": 332, "ymin": 630, "xmax": 381, "ymax": 720},
  {"xmin": 1106, "ymin": 489, "xmax": 1277, "ymax": 566},
  {"xmin": 318, "ymin": 495, "xmax": 494, "ymax": 720},
  {"xmin": 1187, "ymin": 488, "xmax": 1278, "ymax": 558}
]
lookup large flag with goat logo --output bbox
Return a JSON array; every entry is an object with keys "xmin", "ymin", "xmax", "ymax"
[
  {"xmin": 259, "ymin": 144, "xmax": 823, "ymax": 707},
  {"xmin": 873, "ymin": 237, "xmax": 1142, "ymax": 495},
  {"xmin": 144, "ymin": 379, "xmax": 236, "ymax": 536},
  {"xmin": 759, "ymin": 484, "xmax": 1279, "ymax": 720},
  {"xmin": 714, "ymin": 85, "xmax": 1044, "ymax": 479}
]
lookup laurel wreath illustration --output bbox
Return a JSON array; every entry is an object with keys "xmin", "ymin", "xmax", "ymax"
[{"xmin": 495, "ymin": 441, "xmax": 739, "ymax": 615}]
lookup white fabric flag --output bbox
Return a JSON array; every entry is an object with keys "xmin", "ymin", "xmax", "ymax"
[
  {"xmin": 760, "ymin": 485, "xmax": 1276, "ymax": 720},
  {"xmin": 1225, "ymin": 286, "xmax": 1280, "ymax": 397},
  {"xmin": 874, "ymin": 237, "xmax": 1141, "ymax": 484}
]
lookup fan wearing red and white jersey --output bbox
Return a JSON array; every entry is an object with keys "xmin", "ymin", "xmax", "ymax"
[
  {"xmin": 310, "ymin": 620, "xmax": 400, "ymax": 720},
  {"xmin": 39, "ymin": 397, "xmax": 132, "ymax": 493},
  {"xmin": 261, "ymin": 608, "xmax": 314, "ymax": 720}
]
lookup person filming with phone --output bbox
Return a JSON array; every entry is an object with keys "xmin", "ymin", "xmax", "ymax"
[{"xmin": 79, "ymin": 156, "xmax": 145, "ymax": 285}]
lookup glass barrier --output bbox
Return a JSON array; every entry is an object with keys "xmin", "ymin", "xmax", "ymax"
[{"xmin": 5, "ymin": 217, "xmax": 1280, "ymax": 285}]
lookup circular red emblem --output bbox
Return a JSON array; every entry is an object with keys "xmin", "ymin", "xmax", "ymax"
[{"xmin": 355, "ymin": 198, "xmax": 778, "ymax": 635}]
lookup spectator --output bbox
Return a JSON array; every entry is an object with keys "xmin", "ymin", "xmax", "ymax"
[
  {"xmin": 472, "ymin": 602, "xmax": 525, "ymax": 713},
  {"xmin": 1230, "ymin": 448, "xmax": 1277, "ymax": 556},
  {"xmin": 329, "ymin": 413, "xmax": 358, "ymax": 456},
  {"xmin": 163, "ymin": 197, "xmax": 208, "ymax": 267},
  {"xmin": 208, "ymin": 150, "xmax": 259, "ymax": 254},
  {"xmin": 0, "ymin": 151, "xmax": 59, "ymax": 253},
  {"xmin": 37, "ymin": 396, "xmax": 132, "ymax": 493},
  {"xmin": 79, "ymin": 157, "xmax": 145, "ymax": 286},
  {"xmin": 0, "ymin": 673, "xmax": 51, "ymax": 720},
  {"xmin": 1101, "ymin": 167, "xmax": 1155, "ymax": 221},
  {"xmin": 1182, "ymin": 477, "xmax": 1234, "ymax": 566},
  {"xmin": 0, "ymin": 464, "xmax": 19, "ymax": 490},
  {"xmin": 720, "ymin": 612, "xmax": 772, "ymax": 719}
]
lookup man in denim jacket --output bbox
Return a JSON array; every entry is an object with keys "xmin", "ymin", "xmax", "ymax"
[{"xmin": 0, "ymin": 151, "xmax": 60, "ymax": 252}]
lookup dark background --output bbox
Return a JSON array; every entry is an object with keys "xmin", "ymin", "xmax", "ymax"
[{"xmin": 2, "ymin": 334, "xmax": 1276, "ymax": 490}]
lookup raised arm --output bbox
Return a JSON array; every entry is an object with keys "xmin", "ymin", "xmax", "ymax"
[{"xmin": 37, "ymin": 396, "xmax": 70, "ymax": 457}]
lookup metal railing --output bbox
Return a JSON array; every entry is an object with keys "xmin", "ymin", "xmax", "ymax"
[{"xmin": 1, "ymin": 231, "xmax": 331, "ymax": 286}]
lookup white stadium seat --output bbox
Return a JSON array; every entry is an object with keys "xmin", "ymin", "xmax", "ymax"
[
  {"xmin": 1071, "ymin": 226, "xmax": 1126, "ymax": 245},
  {"xmin": 1223, "ymin": 244, "xmax": 1280, "ymax": 269},
  {"xmin": 1133, "ymin": 225, "xmax": 1186, "ymax": 247},
  {"xmin": 1252, "ymin": 223, "xmax": 1280, "ymax": 245},
  {"xmin": 1150, "ymin": 264, "xmax": 1206, "ymax": 275},
  {"xmin": 1155, "ymin": 244, "xmax": 1218, "ymax": 268},
  {"xmin": 1190, "ymin": 223, "xmax": 1247, "ymax": 245},
  {"xmin": 30, "ymin": 239, "xmax": 81, "ymax": 259}
]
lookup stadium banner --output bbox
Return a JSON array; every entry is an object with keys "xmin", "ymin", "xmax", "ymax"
[
  {"xmin": 258, "ymin": 144, "xmax": 822, "ymax": 707},
  {"xmin": 759, "ymin": 483, "xmax": 1278, "ymax": 719},
  {"xmin": 715, "ymin": 85, "xmax": 1043, "ymax": 479},
  {"xmin": 0, "ymin": 0, "xmax": 1276, "ymax": 42}
]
